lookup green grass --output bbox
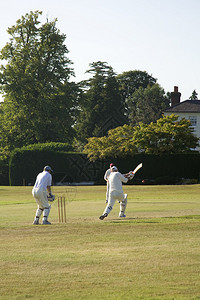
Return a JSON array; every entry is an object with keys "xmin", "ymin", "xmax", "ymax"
[{"xmin": 0, "ymin": 185, "xmax": 200, "ymax": 299}]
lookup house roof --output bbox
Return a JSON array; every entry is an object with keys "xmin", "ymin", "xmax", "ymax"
[{"xmin": 164, "ymin": 100, "xmax": 200, "ymax": 113}]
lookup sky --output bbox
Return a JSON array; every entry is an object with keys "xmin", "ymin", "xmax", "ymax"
[{"xmin": 0, "ymin": 0, "xmax": 200, "ymax": 102}]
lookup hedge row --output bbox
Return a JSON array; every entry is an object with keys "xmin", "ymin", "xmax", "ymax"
[
  {"xmin": 0, "ymin": 142, "xmax": 73, "ymax": 185},
  {"xmin": 8, "ymin": 148, "xmax": 200, "ymax": 186},
  {"xmin": 9, "ymin": 149, "xmax": 110, "ymax": 186}
]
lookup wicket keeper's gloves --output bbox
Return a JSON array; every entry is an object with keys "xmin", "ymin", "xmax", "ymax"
[{"xmin": 47, "ymin": 193, "xmax": 55, "ymax": 202}]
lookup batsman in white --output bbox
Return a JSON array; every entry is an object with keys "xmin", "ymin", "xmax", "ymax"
[
  {"xmin": 99, "ymin": 166, "xmax": 132, "ymax": 220},
  {"xmin": 32, "ymin": 165, "xmax": 55, "ymax": 225},
  {"xmin": 104, "ymin": 163, "xmax": 114, "ymax": 203}
]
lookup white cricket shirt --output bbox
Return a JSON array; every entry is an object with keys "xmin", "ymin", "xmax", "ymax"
[
  {"xmin": 109, "ymin": 172, "xmax": 128, "ymax": 193},
  {"xmin": 104, "ymin": 169, "xmax": 111, "ymax": 181},
  {"xmin": 33, "ymin": 171, "xmax": 52, "ymax": 190}
]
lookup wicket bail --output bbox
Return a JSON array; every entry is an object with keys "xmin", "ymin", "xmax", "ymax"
[{"xmin": 57, "ymin": 196, "xmax": 67, "ymax": 223}]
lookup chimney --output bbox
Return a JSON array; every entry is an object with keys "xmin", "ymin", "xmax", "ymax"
[{"xmin": 171, "ymin": 86, "xmax": 181, "ymax": 106}]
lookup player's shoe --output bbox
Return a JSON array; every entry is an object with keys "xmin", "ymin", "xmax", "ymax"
[
  {"xmin": 119, "ymin": 214, "xmax": 126, "ymax": 218},
  {"xmin": 99, "ymin": 213, "xmax": 108, "ymax": 220},
  {"xmin": 32, "ymin": 219, "xmax": 39, "ymax": 225},
  {"xmin": 42, "ymin": 220, "xmax": 51, "ymax": 225}
]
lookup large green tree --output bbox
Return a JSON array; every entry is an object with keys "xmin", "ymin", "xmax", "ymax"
[
  {"xmin": 116, "ymin": 70, "xmax": 169, "ymax": 125},
  {"xmin": 75, "ymin": 61, "xmax": 127, "ymax": 144},
  {"xmin": 116, "ymin": 70, "xmax": 157, "ymax": 101},
  {"xmin": 126, "ymin": 84, "xmax": 170, "ymax": 126},
  {"xmin": 0, "ymin": 11, "xmax": 78, "ymax": 150},
  {"xmin": 84, "ymin": 114, "xmax": 199, "ymax": 160}
]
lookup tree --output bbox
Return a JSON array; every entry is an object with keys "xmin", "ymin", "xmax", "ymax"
[
  {"xmin": 84, "ymin": 124, "xmax": 135, "ymax": 161},
  {"xmin": 84, "ymin": 114, "xmax": 199, "ymax": 160},
  {"xmin": 75, "ymin": 61, "xmax": 127, "ymax": 144},
  {"xmin": 126, "ymin": 84, "xmax": 170, "ymax": 126},
  {"xmin": 116, "ymin": 70, "xmax": 157, "ymax": 102},
  {"xmin": 0, "ymin": 11, "xmax": 78, "ymax": 150},
  {"xmin": 189, "ymin": 90, "xmax": 198, "ymax": 100},
  {"xmin": 132, "ymin": 114, "xmax": 199, "ymax": 154}
]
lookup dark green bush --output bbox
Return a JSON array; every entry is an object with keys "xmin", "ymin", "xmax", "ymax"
[{"xmin": 0, "ymin": 155, "xmax": 9, "ymax": 185}]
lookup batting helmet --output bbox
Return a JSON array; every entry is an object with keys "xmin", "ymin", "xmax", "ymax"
[
  {"xmin": 43, "ymin": 165, "xmax": 53, "ymax": 172},
  {"xmin": 111, "ymin": 166, "xmax": 118, "ymax": 171}
]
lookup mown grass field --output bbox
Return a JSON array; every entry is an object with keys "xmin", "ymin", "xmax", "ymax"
[{"xmin": 0, "ymin": 184, "xmax": 200, "ymax": 300}]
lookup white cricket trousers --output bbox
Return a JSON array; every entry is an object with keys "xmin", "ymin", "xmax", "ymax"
[
  {"xmin": 103, "ymin": 190, "xmax": 124, "ymax": 216},
  {"xmin": 32, "ymin": 187, "xmax": 50, "ymax": 209}
]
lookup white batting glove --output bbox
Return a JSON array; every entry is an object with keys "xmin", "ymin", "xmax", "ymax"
[{"xmin": 128, "ymin": 172, "xmax": 135, "ymax": 180}]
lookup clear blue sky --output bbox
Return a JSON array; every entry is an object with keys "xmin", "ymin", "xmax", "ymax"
[{"xmin": 0, "ymin": 0, "xmax": 199, "ymax": 101}]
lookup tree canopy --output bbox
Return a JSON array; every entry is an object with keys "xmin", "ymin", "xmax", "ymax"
[
  {"xmin": 126, "ymin": 84, "xmax": 170, "ymax": 126},
  {"xmin": 84, "ymin": 114, "xmax": 199, "ymax": 161},
  {"xmin": 74, "ymin": 61, "xmax": 127, "ymax": 143},
  {"xmin": 116, "ymin": 70, "xmax": 157, "ymax": 101}
]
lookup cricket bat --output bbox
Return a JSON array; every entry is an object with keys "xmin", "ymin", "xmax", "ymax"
[{"xmin": 130, "ymin": 163, "xmax": 142, "ymax": 175}]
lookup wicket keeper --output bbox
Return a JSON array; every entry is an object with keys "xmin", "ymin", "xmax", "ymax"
[{"xmin": 32, "ymin": 165, "xmax": 55, "ymax": 225}]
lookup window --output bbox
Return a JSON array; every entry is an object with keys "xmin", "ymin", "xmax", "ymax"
[{"xmin": 189, "ymin": 116, "xmax": 197, "ymax": 126}]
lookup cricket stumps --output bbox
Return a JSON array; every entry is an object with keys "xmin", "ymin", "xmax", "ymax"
[{"xmin": 57, "ymin": 196, "xmax": 66, "ymax": 223}]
